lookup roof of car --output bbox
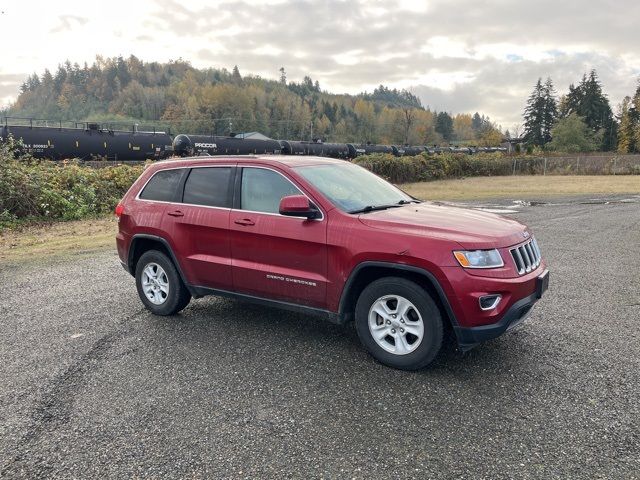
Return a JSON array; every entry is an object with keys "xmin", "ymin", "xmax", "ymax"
[{"xmin": 152, "ymin": 155, "xmax": 346, "ymax": 169}]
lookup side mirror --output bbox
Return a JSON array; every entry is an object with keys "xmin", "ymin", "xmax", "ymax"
[{"xmin": 279, "ymin": 195, "xmax": 320, "ymax": 219}]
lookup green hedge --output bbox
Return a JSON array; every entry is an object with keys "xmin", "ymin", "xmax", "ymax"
[
  {"xmin": 0, "ymin": 140, "xmax": 144, "ymax": 226},
  {"xmin": 353, "ymin": 152, "xmax": 514, "ymax": 183}
]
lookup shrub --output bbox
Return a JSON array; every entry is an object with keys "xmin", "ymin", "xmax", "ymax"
[
  {"xmin": 353, "ymin": 152, "xmax": 513, "ymax": 184},
  {"xmin": 0, "ymin": 136, "xmax": 144, "ymax": 226}
]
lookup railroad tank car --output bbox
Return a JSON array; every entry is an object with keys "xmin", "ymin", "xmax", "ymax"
[
  {"xmin": 401, "ymin": 146, "xmax": 425, "ymax": 156},
  {"xmin": 173, "ymin": 134, "xmax": 282, "ymax": 157},
  {"xmin": 279, "ymin": 140, "xmax": 351, "ymax": 159},
  {"xmin": 355, "ymin": 144, "xmax": 394, "ymax": 155},
  {"xmin": 1, "ymin": 124, "xmax": 172, "ymax": 161}
]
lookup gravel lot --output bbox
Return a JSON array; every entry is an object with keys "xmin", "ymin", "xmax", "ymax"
[{"xmin": 1, "ymin": 197, "xmax": 639, "ymax": 479}]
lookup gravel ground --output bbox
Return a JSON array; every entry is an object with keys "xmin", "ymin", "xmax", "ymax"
[{"xmin": 0, "ymin": 198, "xmax": 638, "ymax": 479}]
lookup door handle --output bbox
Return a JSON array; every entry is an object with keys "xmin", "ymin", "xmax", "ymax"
[
  {"xmin": 234, "ymin": 218, "xmax": 255, "ymax": 226},
  {"xmin": 167, "ymin": 210, "xmax": 184, "ymax": 217}
]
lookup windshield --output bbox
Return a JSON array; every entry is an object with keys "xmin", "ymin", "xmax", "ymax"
[{"xmin": 295, "ymin": 163, "xmax": 414, "ymax": 213}]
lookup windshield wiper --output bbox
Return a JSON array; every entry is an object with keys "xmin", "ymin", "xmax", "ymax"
[
  {"xmin": 349, "ymin": 203, "xmax": 404, "ymax": 214},
  {"xmin": 349, "ymin": 199, "xmax": 421, "ymax": 215}
]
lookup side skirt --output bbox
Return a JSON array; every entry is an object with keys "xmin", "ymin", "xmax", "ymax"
[{"xmin": 191, "ymin": 286, "xmax": 341, "ymax": 324}]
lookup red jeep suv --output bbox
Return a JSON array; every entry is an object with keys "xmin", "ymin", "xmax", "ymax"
[{"xmin": 116, "ymin": 156, "xmax": 549, "ymax": 370}]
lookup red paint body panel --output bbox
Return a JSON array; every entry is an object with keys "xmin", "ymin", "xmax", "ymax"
[{"xmin": 117, "ymin": 156, "xmax": 548, "ymax": 336}]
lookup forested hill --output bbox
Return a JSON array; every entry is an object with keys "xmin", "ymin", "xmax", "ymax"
[{"xmin": 7, "ymin": 55, "xmax": 503, "ymax": 145}]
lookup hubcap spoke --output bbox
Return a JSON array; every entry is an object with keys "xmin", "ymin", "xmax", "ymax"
[{"xmin": 395, "ymin": 334, "xmax": 409, "ymax": 354}]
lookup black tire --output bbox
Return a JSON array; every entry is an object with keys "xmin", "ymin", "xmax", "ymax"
[
  {"xmin": 135, "ymin": 250, "xmax": 191, "ymax": 315},
  {"xmin": 355, "ymin": 277, "xmax": 443, "ymax": 370}
]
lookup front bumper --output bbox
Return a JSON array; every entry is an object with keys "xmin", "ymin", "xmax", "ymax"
[
  {"xmin": 453, "ymin": 291, "xmax": 539, "ymax": 350},
  {"xmin": 445, "ymin": 267, "xmax": 549, "ymax": 351}
]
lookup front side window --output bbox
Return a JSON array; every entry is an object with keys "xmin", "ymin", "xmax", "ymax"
[
  {"xmin": 241, "ymin": 168, "xmax": 301, "ymax": 214},
  {"xmin": 139, "ymin": 169, "xmax": 183, "ymax": 202},
  {"xmin": 183, "ymin": 167, "xmax": 232, "ymax": 208}
]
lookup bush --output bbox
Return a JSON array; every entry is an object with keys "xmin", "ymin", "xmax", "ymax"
[
  {"xmin": 353, "ymin": 152, "xmax": 513, "ymax": 184},
  {"xmin": 0, "ymin": 136, "xmax": 144, "ymax": 226}
]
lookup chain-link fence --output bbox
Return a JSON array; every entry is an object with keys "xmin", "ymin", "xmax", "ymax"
[{"xmin": 511, "ymin": 155, "xmax": 640, "ymax": 175}]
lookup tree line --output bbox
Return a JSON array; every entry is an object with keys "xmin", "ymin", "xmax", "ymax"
[
  {"xmin": 7, "ymin": 56, "xmax": 503, "ymax": 146},
  {"xmin": 523, "ymin": 70, "xmax": 640, "ymax": 153}
]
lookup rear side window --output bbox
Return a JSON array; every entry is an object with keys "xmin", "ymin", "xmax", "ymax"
[
  {"xmin": 183, "ymin": 167, "xmax": 232, "ymax": 208},
  {"xmin": 139, "ymin": 169, "xmax": 183, "ymax": 202},
  {"xmin": 241, "ymin": 167, "xmax": 300, "ymax": 214}
]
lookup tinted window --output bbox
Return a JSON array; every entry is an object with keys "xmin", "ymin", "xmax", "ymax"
[
  {"xmin": 183, "ymin": 167, "xmax": 232, "ymax": 207},
  {"xmin": 241, "ymin": 168, "xmax": 300, "ymax": 214},
  {"xmin": 139, "ymin": 169, "xmax": 183, "ymax": 202}
]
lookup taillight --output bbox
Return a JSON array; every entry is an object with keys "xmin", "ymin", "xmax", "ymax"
[{"xmin": 115, "ymin": 203, "xmax": 125, "ymax": 220}]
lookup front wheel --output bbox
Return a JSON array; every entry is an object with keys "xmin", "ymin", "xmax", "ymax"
[
  {"xmin": 355, "ymin": 277, "xmax": 443, "ymax": 370},
  {"xmin": 135, "ymin": 250, "xmax": 191, "ymax": 315}
]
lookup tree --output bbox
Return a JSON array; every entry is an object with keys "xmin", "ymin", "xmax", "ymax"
[
  {"xmin": 542, "ymin": 77, "xmax": 558, "ymax": 144},
  {"xmin": 523, "ymin": 78, "xmax": 556, "ymax": 147},
  {"xmin": 435, "ymin": 112, "xmax": 454, "ymax": 142},
  {"xmin": 617, "ymin": 96, "xmax": 635, "ymax": 153},
  {"xmin": 231, "ymin": 65, "xmax": 242, "ymax": 85},
  {"xmin": 560, "ymin": 70, "xmax": 615, "ymax": 150},
  {"xmin": 279, "ymin": 67, "xmax": 286, "ymax": 85},
  {"xmin": 547, "ymin": 114, "xmax": 597, "ymax": 153},
  {"xmin": 632, "ymin": 81, "xmax": 640, "ymax": 152}
]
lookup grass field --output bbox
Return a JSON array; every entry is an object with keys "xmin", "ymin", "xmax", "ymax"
[
  {"xmin": 0, "ymin": 218, "xmax": 116, "ymax": 265},
  {"xmin": 403, "ymin": 175, "xmax": 640, "ymax": 201},
  {"xmin": 1, "ymin": 175, "xmax": 638, "ymax": 263}
]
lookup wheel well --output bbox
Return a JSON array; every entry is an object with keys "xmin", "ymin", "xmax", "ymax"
[
  {"xmin": 129, "ymin": 237, "xmax": 171, "ymax": 275},
  {"xmin": 340, "ymin": 266, "xmax": 455, "ymax": 335}
]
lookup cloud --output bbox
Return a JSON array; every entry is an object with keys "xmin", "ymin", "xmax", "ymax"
[
  {"xmin": 3, "ymin": 0, "xmax": 640, "ymax": 126},
  {"xmin": 0, "ymin": 74, "xmax": 26, "ymax": 104},
  {"xmin": 49, "ymin": 15, "xmax": 89, "ymax": 34}
]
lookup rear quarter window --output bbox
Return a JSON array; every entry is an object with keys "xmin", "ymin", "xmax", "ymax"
[{"xmin": 139, "ymin": 169, "xmax": 183, "ymax": 202}]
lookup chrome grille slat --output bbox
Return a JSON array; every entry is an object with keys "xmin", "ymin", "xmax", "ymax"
[{"xmin": 510, "ymin": 237, "xmax": 542, "ymax": 275}]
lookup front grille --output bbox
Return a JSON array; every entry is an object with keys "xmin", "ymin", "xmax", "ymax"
[{"xmin": 510, "ymin": 237, "xmax": 541, "ymax": 275}]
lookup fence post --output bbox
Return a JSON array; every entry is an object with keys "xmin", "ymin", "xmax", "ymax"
[
  {"xmin": 576, "ymin": 156, "xmax": 580, "ymax": 174},
  {"xmin": 613, "ymin": 157, "xmax": 617, "ymax": 175},
  {"xmin": 543, "ymin": 157, "xmax": 547, "ymax": 175},
  {"xmin": 512, "ymin": 158, "xmax": 517, "ymax": 175}
]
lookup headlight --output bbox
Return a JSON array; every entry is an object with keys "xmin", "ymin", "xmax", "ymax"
[{"xmin": 453, "ymin": 249, "xmax": 504, "ymax": 268}]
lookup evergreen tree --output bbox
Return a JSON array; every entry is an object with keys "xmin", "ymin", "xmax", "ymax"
[
  {"xmin": 471, "ymin": 112, "xmax": 483, "ymax": 134},
  {"xmin": 232, "ymin": 65, "xmax": 242, "ymax": 84},
  {"xmin": 560, "ymin": 70, "xmax": 615, "ymax": 150},
  {"xmin": 523, "ymin": 78, "xmax": 546, "ymax": 146},
  {"xmin": 541, "ymin": 77, "xmax": 558, "ymax": 144},
  {"xmin": 435, "ymin": 112, "xmax": 454, "ymax": 141}
]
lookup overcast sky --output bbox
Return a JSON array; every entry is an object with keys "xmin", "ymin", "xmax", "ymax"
[{"xmin": 1, "ymin": 0, "xmax": 639, "ymax": 129}]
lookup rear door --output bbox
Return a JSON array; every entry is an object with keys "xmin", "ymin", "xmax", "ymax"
[
  {"xmin": 163, "ymin": 165, "xmax": 235, "ymax": 290},
  {"xmin": 229, "ymin": 166, "xmax": 328, "ymax": 308}
]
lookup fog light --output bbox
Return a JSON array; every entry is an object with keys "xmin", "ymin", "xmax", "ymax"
[{"xmin": 479, "ymin": 294, "xmax": 501, "ymax": 311}]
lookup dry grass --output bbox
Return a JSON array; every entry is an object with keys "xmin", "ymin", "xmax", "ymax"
[
  {"xmin": 0, "ymin": 217, "xmax": 117, "ymax": 265},
  {"xmin": 403, "ymin": 175, "xmax": 640, "ymax": 201}
]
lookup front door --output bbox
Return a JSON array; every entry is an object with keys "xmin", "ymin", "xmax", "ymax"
[{"xmin": 229, "ymin": 166, "xmax": 328, "ymax": 308}]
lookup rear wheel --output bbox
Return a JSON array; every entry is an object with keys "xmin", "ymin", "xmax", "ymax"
[
  {"xmin": 135, "ymin": 250, "xmax": 191, "ymax": 315},
  {"xmin": 355, "ymin": 277, "xmax": 443, "ymax": 370}
]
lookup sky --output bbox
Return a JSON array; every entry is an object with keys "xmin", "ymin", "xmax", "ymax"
[{"xmin": 1, "ymin": 0, "xmax": 639, "ymax": 130}]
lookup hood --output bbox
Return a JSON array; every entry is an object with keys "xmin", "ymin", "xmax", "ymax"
[{"xmin": 358, "ymin": 202, "xmax": 530, "ymax": 249}]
